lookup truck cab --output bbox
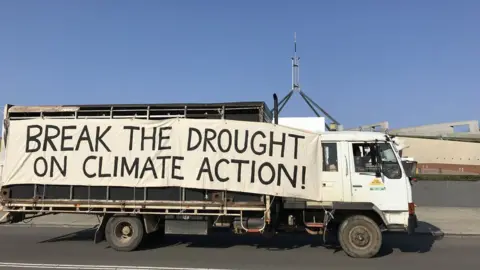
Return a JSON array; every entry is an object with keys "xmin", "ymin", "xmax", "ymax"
[
  {"xmin": 280, "ymin": 130, "xmax": 417, "ymax": 258},
  {"xmin": 325, "ymin": 131, "xmax": 415, "ymax": 217}
]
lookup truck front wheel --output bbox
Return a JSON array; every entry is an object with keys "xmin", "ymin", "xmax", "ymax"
[
  {"xmin": 105, "ymin": 216, "xmax": 144, "ymax": 252},
  {"xmin": 338, "ymin": 215, "xmax": 382, "ymax": 258}
]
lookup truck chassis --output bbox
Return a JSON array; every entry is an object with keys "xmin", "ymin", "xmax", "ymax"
[{"xmin": 0, "ymin": 185, "xmax": 390, "ymax": 259}]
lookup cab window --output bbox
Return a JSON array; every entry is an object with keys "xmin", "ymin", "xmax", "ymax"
[
  {"xmin": 352, "ymin": 143, "xmax": 376, "ymax": 173},
  {"xmin": 351, "ymin": 142, "xmax": 402, "ymax": 179},
  {"xmin": 322, "ymin": 143, "xmax": 338, "ymax": 172},
  {"xmin": 377, "ymin": 142, "xmax": 402, "ymax": 179}
]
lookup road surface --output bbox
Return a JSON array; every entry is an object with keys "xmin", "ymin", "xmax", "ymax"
[
  {"xmin": 0, "ymin": 226, "xmax": 478, "ymax": 270},
  {"xmin": 412, "ymin": 180, "xmax": 480, "ymax": 208}
]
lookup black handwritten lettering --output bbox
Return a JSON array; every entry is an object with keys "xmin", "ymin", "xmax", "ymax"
[
  {"xmin": 26, "ymin": 124, "xmax": 113, "ymax": 153},
  {"xmin": 278, "ymin": 164, "xmax": 298, "ymax": 188},
  {"xmin": 234, "ymin": 130, "xmax": 248, "ymax": 153},
  {"xmin": 123, "ymin": 126, "xmax": 140, "ymax": 151},
  {"xmin": 121, "ymin": 157, "xmax": 139, "ymax": 177},
  {"xmin": 98, "ymin": 157, "xmax": 111, "ymax": 177},
  {"xmin": 141, "ymin": 126, "xmax": 156, "ymax": 151},
  {"xmin": 26, "ymin": 125, "xmax": 42, "ymax": 153},
  {"xmin": 184, "ymin": 127, "xmax": 304, "ymax": 162},
  {"xmin": 231, "ymin": 159, "xmax": 249, "ymax": 182},
  {"xmin": 172, "ymin": 156, "xmax": 184, "ymax": 180},
  {"xmin": 203, "ymin": 128, "xmax": 217, "ymax": 152},
  {"xmin": 123, "ymin": 126, "xmax": 172, "ymax": 151},
  {"xmin": 156, "ymin": 156, "xmax": 172, "ymax": 179},
  {"xmin": 288, "ymin": 134, "xmax": 305, "ymax": 159},
  {"xmin": 250, "ymin": 160, "xmax": 256, "ymax": 183},
  {"xmin": 251, "ymin": 131, "xmax": 266, "ymax": 155},
  {"xmin": 113, "ymin": 156, "xmax": 119, "ymax": 177},
  {"xmin": 76, "ymin": 126, "xmax": 94, "ymax": 152},
  {"xmin": 33, "ymin": 157, "xmax": 48, "ymax": 177},
  {"xmin": 43, "ymin": 125, "xmax": 60, "ymax": 151},
  {"xmin": 95, "ymin": 126, "xmax": 111, "ymax": 152},
  {"xmin": 83, "ymin": 156, "xmax": 96, "ymax": 178},
  {"xmin": 187, "ymin": 128, "xmax": 202, "ymax": 151},
  {"xmin": 77, "ymin": 155, "xmax": 187, "ymax": 181},
  {"xmin": 52, "ymin": 156, "xmax": 67, "ymax": 177},
  {"xmin": 258, "ymin": 162, "xmax": 275, "ymax": 185},
  {"xmin": 269, "ymin": 131, "xmax": 286, "ymax": 158},
  {"xmin": 22, "ymin": 122, "xmax": 309, "ymax": 192},
  {"xmin": 214, "ymin": 159, "xmax": 230, "ymax": 182},
  {"xmin": 61, "ymin": 126, "xmax": 76, "ymax": 151},
  {"xmin": 158, "ymin": 127, "xmax": 172, "ymax": 150},
  {"xmin": 33, "ymin": 156, "xmax": 66, "ymax": 178},
  {"xmin": 197, "ymin": 157, "xmax": 213, "ymax": 181},
  {"xmin": 301, "ymin": 166, "xmax": 306, "ymax": 189},
  {"xmin": 217, "ymin": 129, "xmax": 232, "ymax": 152},
  {"xmin": 140, "ymin": 157, "xmax": 157, "ymax": 179}
]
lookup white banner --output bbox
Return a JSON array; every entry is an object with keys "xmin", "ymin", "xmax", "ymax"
[{"xmin": 2, "ymin": 118, "xmax": 323, "ymax": 200}]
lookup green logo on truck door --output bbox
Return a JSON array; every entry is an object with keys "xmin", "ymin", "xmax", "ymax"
[{"xmin": 369, "ymin": 178, "xmax": 386, "ymax": 191}]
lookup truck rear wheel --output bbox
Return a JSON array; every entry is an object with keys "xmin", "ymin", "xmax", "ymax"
[
  {"xmin": 337, "ymin": 215, "xmax": 382, "ymax": 258},
  {"xmin": 105, "ymin": 216, "xmax": 144, "ymax": 252}
]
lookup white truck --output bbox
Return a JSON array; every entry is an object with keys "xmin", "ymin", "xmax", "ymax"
[{"xmin": 0, "ymin": 95, "xmax": 418, "ymax": 259}]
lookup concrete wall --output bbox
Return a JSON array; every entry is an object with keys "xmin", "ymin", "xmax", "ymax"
[
  {"xmin": 400, "ymin": 137, "xmax": 480, "ymax": 174},
  {"xmin": 346, "ymin": 121, "xmax": 388, "ymax": 132},
  {"xmin": 350, "ymin": 120, "xmax": 480, "ymax": 136},
  {"xmin": 391, "ymin": 120, "xmax": 479, "ymax": 136}
]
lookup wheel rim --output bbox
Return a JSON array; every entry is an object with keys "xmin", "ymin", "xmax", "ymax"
[
  {"xmin": 348, "ymin": 225, "xmax": 371, "ymax": 249},
  {"xmin": 114, "ymin": 221, "xmax": 134, "ymax": 244}
]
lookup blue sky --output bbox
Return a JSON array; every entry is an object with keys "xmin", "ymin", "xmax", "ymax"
[{"xmin": 1, "ymin": 0, "xmax": 479, "ymax": 129}]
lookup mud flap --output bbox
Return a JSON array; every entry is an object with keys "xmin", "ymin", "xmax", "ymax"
[
  {"xmin": 407, "ymin": 213, "xmax": 418, "ymax": 235},
  {"xmin": 94, "ymin": 214, "xmax": 113, "ymax": 244}
]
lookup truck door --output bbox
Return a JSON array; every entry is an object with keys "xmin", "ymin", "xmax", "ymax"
[
  {"xmin": 346, "ymin": 141, "xmax": 409, "ymax": 211},
  {"xmin": 320, "ymin": 141, "xmax": 347, "ymax": 202}
]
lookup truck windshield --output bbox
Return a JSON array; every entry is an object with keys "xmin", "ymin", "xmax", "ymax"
[
  {"xmin": 378, "ymin": 143, "xmax": 397, "ymax": 163},
  {"xmin": 377, "ymin": 142, "xmax": 402, "ymax": 179}
]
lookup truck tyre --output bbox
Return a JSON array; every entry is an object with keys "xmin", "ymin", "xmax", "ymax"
[
  {"xmin": 105, "ymin": 216, "xmax": 144, "ymax": 252},
  {"xmin": 337, "ymin": 215, "xmax": 382, "ymax": 258}
]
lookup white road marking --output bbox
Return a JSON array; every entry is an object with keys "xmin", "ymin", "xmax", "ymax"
[{"xmin": 0, "ymin": 262, "xmax": 233, "ymax": 270}]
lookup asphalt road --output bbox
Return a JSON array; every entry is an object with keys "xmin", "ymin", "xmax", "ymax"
[
  {"xmin": 412, "ymin": 180, "xmax": 480, "ymax": 207},
  {"xmin": 0, "ymin": 226, "xmax": 479, "ymax": 270}
]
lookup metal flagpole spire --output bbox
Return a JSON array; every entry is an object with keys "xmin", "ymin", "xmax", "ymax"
[
  {"xmin": 292, "ymin": 32, "xmax": 300, "ymax": 93},
  {"xmin": 273, "ymin": 32, "xmax": 342, "ymax": 131}
]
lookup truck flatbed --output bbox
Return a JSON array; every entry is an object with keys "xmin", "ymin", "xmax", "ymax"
[{"xmin": 1, "ymin": 197, "xmax": 267, "ymax": 216}]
